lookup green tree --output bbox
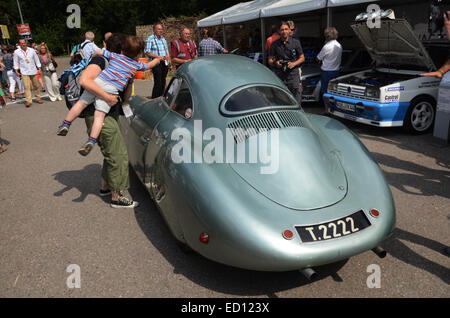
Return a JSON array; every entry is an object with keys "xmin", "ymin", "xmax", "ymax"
[{"xmin": 0, "ymin": 0, "xmax": 241, "ymax": 55}]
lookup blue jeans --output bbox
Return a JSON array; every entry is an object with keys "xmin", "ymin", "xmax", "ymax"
[{"xmin": 321, "ymin": 70, "xmax": 340, "ymax": 95}]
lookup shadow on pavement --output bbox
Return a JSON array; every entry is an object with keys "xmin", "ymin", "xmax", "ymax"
[
  {"xmin": 52, "ymin": 164, "xmax": 101, "ymax": 202},
  {"xmin": 383, "ymin": 228, "xmax": 450, "ymax": 284},
  {"xmin": 371, "ymin": 152, "xmax": 450, "ymax": 198},
  {"xmin": 128, "ymin": 167, "xmax": 348, "ymax": 297}
]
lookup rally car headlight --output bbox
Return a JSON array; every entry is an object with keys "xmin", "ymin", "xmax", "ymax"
[
  {"xmin": 365, "ymin": 87, "xmax": 380, "ymax": 99},
  {"xmin": 328, "ymin": 81, "xmax": 338, "ymax": 92}
]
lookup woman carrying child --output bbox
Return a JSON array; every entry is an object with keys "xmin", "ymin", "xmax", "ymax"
[{"xmin": 57, "ymin": 35, "xmax": 161, "ymax": 156}]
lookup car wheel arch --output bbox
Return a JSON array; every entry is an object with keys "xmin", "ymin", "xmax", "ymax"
[{"xmin": 404, "ymin": 94, "xmax": 437, "ymax": 134}]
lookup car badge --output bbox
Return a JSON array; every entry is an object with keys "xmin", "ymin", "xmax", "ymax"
[{"xmin": 347, "ymin": 87, "xmax": 352, "ymax": 93}]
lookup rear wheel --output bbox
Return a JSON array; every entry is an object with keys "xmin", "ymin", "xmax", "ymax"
[{"xmin": 403, "ymin": 97, "xmax": 436, "ymax": 134}]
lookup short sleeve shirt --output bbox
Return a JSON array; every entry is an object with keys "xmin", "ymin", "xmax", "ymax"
[
  {"xmin": 145, "ymin": 35, "xmax": 169, "ymax": 60},
  {"xmin": 81, "ymin": 40, "xmax": 100, "ymax": 61},
  {"xmin": 269, "ymin": 37, "xmax": 303, "ymax": 78},
  {"xmin": 198, "ymin": 38, "xmax": 225, "ymax": 56},
  {"xmin": 317, "ymin": 40, "xmax": 342, "ymax": 71},
  {"xmin": 84, "ymin": 55, "xmax": 124, "ymax": 117}
]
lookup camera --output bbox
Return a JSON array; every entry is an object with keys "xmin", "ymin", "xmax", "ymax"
[{"xmin": 279, "ymin": 60, "xmax": 289, "ymax": 72}]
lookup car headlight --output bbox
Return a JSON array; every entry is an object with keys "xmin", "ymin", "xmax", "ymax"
[
  {"xmin": 328, "ymin": 81, "xmax": 338, "ymax": 92},
  {"xmin": 365, "ymin": 87, "xmax": 380, "ymax": 99}
]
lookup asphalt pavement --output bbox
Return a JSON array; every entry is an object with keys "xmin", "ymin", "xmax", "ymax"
[{"xmin": 0, "ymin": 57, "xmax": 448, "ymax": 298}]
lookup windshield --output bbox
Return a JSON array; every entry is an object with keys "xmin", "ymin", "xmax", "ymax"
[{"xmin": 222, "ymin": 85, "xmax": 298, "ymax": 116}]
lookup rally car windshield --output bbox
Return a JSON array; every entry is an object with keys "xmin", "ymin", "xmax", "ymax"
[{"xmin": 222, "ymin": 85, "xmax": 298, "ymax": 116}]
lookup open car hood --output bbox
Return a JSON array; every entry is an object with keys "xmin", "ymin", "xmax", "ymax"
[{"xmin": 351, "ymin": 19, "xmax": 435, "ymax": 71}]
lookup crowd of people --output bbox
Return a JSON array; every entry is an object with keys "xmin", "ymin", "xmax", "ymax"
[
  {"xmin": 0, "ymin": 40, "xmax": 62, "ymax": 106},
  {"xmin": 0, "ymin": 21, "xmax": 344, "ymax": 208}
]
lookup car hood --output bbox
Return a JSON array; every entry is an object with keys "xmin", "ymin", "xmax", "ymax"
[
  {"xmin": 351, "ymin": 19, "xmax": 435, "ymax": 71},
  {"xmin": 229, "ymin": 127, "xmax": 347, "ymax": 210}
]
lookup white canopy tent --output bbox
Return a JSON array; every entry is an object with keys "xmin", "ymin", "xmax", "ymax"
[
  {"xmin": 197, "ymin": 0, "xmax": 378, "ymax": 27},
  {"xmin": 222, "ymin": 0, "xmax": 279, "ymax": 25},
  {"xmin": 196, "ymin": 0, "xmax": 379, "ymax": 63},
  {"xmin": 196, "ymin": 2, "xmax": 251, "ymax": 28},
  {"xmin": 260, "ymin": 0, "xmax": 327, "ymax": 19}
]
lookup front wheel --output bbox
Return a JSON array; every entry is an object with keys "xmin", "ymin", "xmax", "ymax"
[{"xmin": 403, "ymin": 97, "xmax": 436, "ymax": 134}]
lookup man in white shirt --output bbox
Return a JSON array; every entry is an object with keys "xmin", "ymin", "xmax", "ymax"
[
  {"xmin": 14, "ymin": 38, "xmax": 43, "ymax": 107},
  {"xmin": 316, "ymin": 27, "xmax": 342, "ymax": 114},
  {"xmin": 80, "ymin": 31, "xmax": 100, "ymax": 62}
]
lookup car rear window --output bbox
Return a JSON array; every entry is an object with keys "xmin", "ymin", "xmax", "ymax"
[{"xmin": 223, "ymin": 86, "xmax": 297, "ymax": 114}]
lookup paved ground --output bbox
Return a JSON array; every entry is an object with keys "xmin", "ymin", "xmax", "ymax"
[{"xmin": 0, "ymin": 57, "xmax": 448, "ymax": 297}]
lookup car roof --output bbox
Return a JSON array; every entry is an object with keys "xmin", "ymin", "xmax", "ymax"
[
  {"xmin": 179, "ymin": 55, "xmax": 285, "ymax": 101},
  {"xmin": 175, "ymin": 55, "xmax": 289, "ymax": 126}
]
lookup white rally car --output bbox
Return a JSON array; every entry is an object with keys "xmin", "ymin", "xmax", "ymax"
[{"xmin": 324, "ymin": 16, "xmax": 442, "ymax": 133}]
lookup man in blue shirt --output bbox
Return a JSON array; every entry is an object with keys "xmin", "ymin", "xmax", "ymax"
[
  {"xmin": 145, "ymin": 23, "xmax": 171, "ymax": 98},
  {"xmin": 198, "ymin": 29, "xmax": 228, "ymax": 57},
  {"xmin": 80, "ymin": 31, "xmax": 100, "ymax": 62}
]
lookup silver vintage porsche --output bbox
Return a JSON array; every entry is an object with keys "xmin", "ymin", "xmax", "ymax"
[{"xmin": 120, "ymin": 55, "xmax": 395, "ymax": 276}]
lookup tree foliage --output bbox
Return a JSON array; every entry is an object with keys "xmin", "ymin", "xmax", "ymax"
[{"xmin": 0, "ymin": 0, "xmax": 241, "ymax": 55}]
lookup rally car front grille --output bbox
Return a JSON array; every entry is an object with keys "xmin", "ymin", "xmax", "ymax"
[
  {"xmin": 337, "ymin": 84, "xmax": 366, "ymax": 96},
  {"xmin": 328, "ymin": 84, "xmax": 379, "ymax": 102}
]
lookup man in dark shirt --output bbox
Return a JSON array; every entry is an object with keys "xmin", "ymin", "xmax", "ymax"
[{"xmin": 269, "ymin": 21, "xmax": 305, "ymax": 104}]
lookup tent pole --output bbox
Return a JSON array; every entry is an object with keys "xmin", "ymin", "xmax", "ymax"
[
  {"xmin": 261, "ymin": 18, "xmax": 266, "ymax": 65},
  {"xmin": 223, "ymin": 25, "xmax": 227, "ymax": 50},
  {"xmin": 327, "ymin": 7, "xmax": 332, "ymax": 27}
]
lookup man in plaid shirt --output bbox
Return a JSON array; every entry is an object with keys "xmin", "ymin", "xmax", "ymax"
[
  {"xmin": 145, "ymin": 23, "xmax": 171, "ymax": 98},
  {"xmin": 198, "ymin": 29, "xmax": 228, "ymax": 57}
]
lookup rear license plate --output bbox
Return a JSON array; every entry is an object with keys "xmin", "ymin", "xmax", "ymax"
[
  {"xmin": 296, "ymin": 210, "xmax": 371, "ymax": 243},
  {"xmin": 336, "ymin": 101, "xmax": 355, "ymax": 112}
]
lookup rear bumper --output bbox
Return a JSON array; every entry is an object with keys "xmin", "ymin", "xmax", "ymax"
[{"xmin": 323, "ymin": 93, "xmax": 410, "ymax": 127}]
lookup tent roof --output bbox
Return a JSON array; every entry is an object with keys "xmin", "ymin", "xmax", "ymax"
[{"xmin": 197, "ymin": 0, "xmax": 378, "ymax": 27}]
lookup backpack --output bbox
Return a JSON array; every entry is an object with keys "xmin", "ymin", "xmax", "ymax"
[
  {"xmin": 59, "ymin": 56, "xmax": 109, "ymax": 118},
  {"xmin": 69, "ymin": 41, "xmax": 88, "ymax": 66}
]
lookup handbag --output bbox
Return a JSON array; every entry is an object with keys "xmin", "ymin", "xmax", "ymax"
[
  {"xmin": 48, "ymin": 62, "xmax": 56, "ymax": 72},
  {"xmin": 47, "ymin": 53, "xmax": 58, "ymax": 72}
]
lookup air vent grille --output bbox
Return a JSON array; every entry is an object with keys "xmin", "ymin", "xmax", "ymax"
[
  {"xmin": 277, "ymin": 110, "xmax": 304, "ymax": 128},
  {"xmin": 227, "ymin": 112, "xmax": 280, "ymax": 143},
  {"xmin": 227, "ymin": 110, "xmax": 304, "ymax": 143}
]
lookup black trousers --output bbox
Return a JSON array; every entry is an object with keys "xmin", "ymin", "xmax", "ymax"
[
  {"xmin": 151, "ymin": 63, "xmax": 169, "ymax": 98},
  {"xmin": 276, "ymin": 69, "xmax": 302, "ymax": 105}
]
